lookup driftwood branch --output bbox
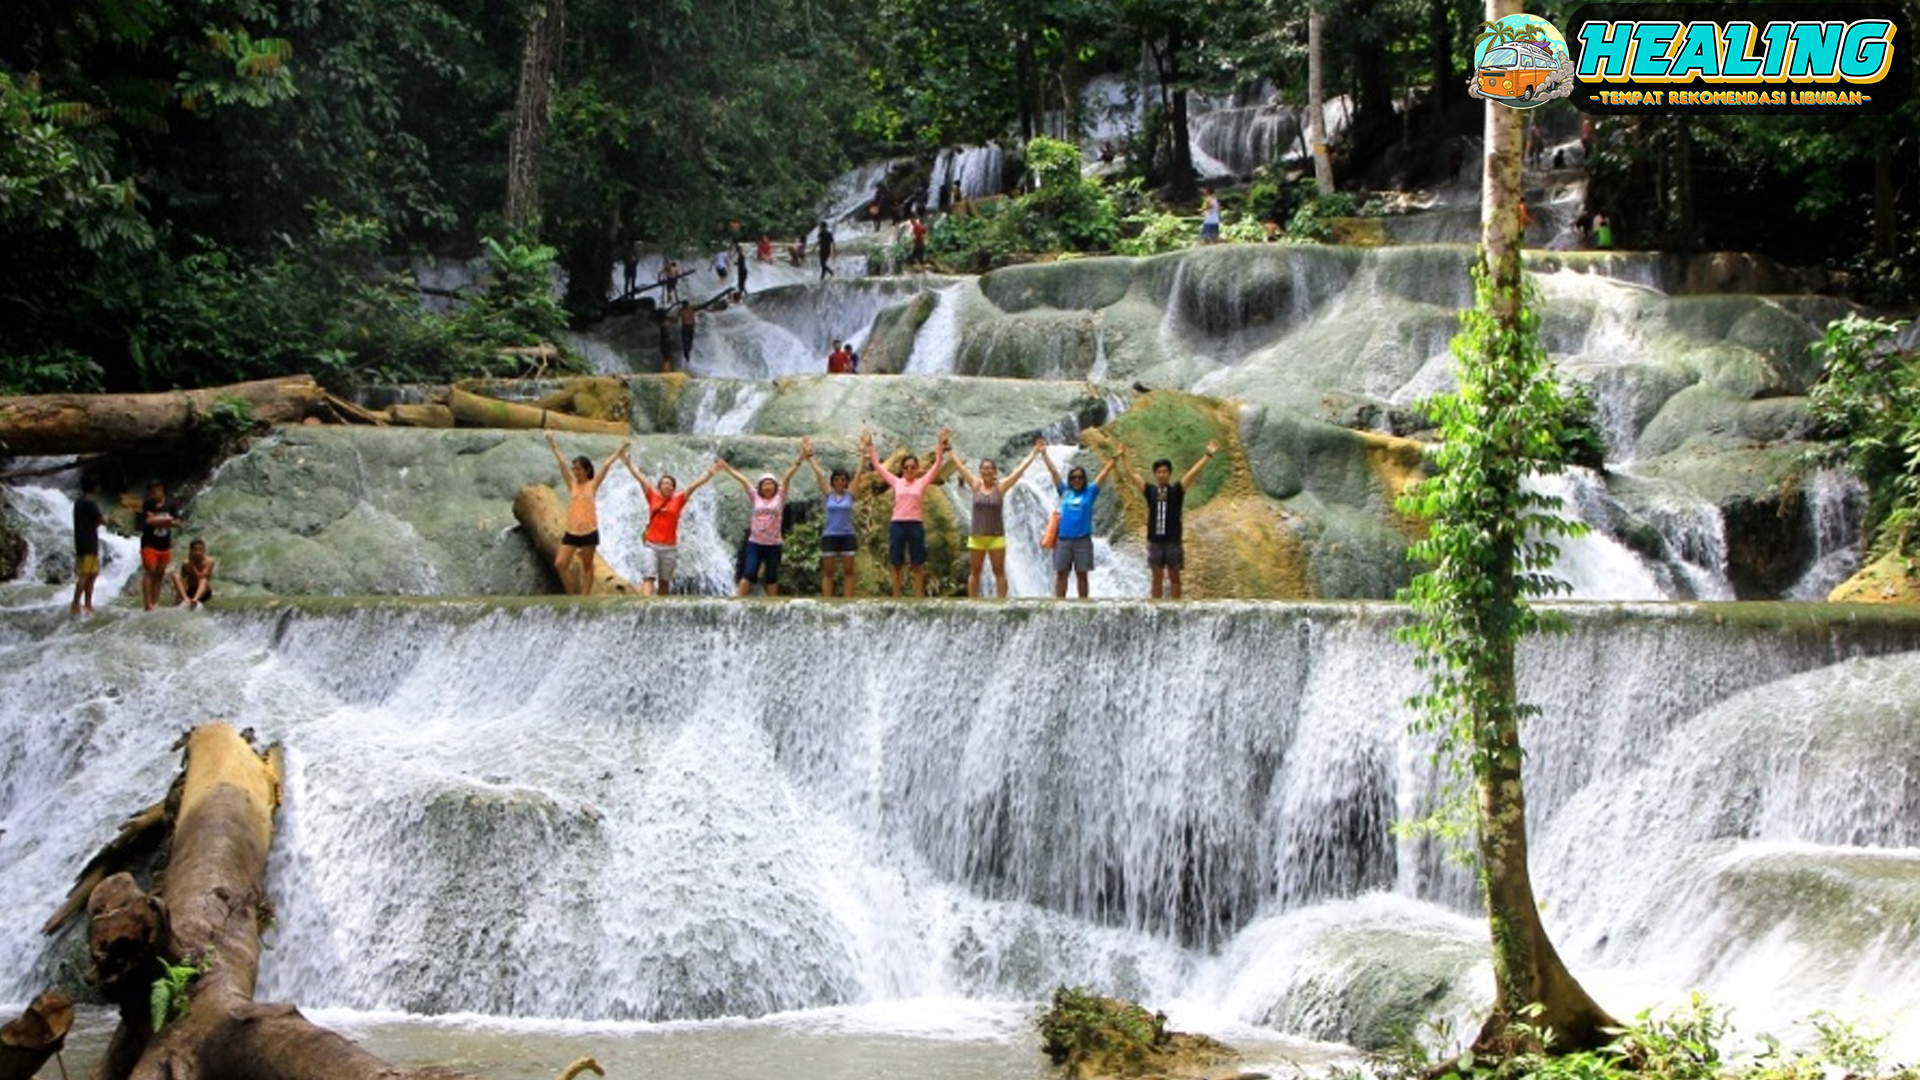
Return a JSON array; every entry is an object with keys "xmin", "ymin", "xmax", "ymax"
[
  {"xmin": 512, "ymin": 484, "xmax": 641, "ymax": 595},
  {"xmin": 0, "ymin": 377, "xmax": 327, "ymax": 457}
]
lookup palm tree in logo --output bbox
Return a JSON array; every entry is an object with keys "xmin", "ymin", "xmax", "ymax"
[{"xmin": 1475, "ymin": 18, "xmax": 1550, "ymax": 57}]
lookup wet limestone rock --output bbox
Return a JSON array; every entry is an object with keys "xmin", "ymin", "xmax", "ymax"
[
  {"xmin": 1038, "ymin": 987, "xmax": 1252, "ymax": 1080},
  {"xmin": 1829, "ymin": 549, "xmax": 1920, "ymax": 603},
  {"xmin": 0, "ymin": 512, "xmax": 24, "ymax": 583}
]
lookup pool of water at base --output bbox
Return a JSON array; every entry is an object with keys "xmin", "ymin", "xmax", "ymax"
[{"xmin": 48, "ymin": 999, "xmax": 1360, "ymax": 1080}]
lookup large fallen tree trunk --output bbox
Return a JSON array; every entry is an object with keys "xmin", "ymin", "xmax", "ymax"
[
  {"xmin": 513, "ymin": 484, "xmax": 641, "ymax": 595},
  {"xmin": 0, "ymin": 377, "xmax": 328, "ymax": 457},
  {"xmin": 448, "ymin": 387, "xmax": 627, "ymax": 435},
  {"xmin": 46, "ymin": 724, "xmax": 599, "ymax": 1080}
]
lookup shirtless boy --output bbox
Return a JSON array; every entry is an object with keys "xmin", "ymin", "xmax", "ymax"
[
  {"xmin": 546, "ymin": 432, "xmax": 630, "ymax": 595},
  {"xmin": 170, "ymin": 538, "xmax": 217, "ymax": 609}
]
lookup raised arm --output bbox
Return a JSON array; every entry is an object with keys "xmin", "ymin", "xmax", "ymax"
[
  {"xmin": 1118, "ymin": 444, "xmax": 1146, "ymax": 491},
  {"xmin": 925, "ymin": 429, "xmax": 950, "ymax": 479},
  {"xmin": 620, "ymin": 449, "xmax": 655, "ymax": 496},
  {"xmin": 806, "ymin": 452, "xmax": 831, "ymax": 495},
  {"xmin": 1180, "ymin": 440, "xmax": 1221, "ymax": 490},
  {"xmin": 949, "ymin": 454, "xmax": 981, "ymax": 490},
  {"xmin": 781, "ymin": 437, "xmax": 812, "ymax": 490},
  {"xmin": 588, "ymin": 440, "xmax": 631, "ymax": 493},
  {"xmin": 997, "ymin": 443, "xmax": 1042, "ymax": 495},
  {"xmin": 863, "ymin": 428, "xmax": 898, "ymax": 484},
  {"xmin": 1093, "ymin": 444, "xmax": 1123, "ymax": 488},
  {"xmin": 1038, "ymin": 437, "xmax": 1062, "ymax": 488},
  {"xmin": 681, "ymin": 462, "xmax": 721, "ymax": 497},
  {"xmin": 544, "ymin": 431, "xmax": 570, "ymax": 482},
  {"xmin": 715, "ymin": 458, "xmax": 753, "ymax": 493}
]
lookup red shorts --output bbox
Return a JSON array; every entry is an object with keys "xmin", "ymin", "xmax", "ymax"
[{"xmin": 141, "ymin": 547, "xmax": 171, "ymax": 574}]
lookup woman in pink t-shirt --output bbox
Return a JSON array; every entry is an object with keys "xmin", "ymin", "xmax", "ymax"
[
  {"xmin": 717, "ymin": 440, "xmax": 810, "ymax": 597},
  {"xmin": 862, "ymin": 426, "xmax": 951, "ymax": 598}
]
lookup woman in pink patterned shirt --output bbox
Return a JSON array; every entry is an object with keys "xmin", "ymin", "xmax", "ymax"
[
  {"xmin": 717, "ymin": 439, "xmax": 810, "ymax": 597},
  {"xmin": 863, "ymin": 426, "xmax": 951, "ymax": 598}
]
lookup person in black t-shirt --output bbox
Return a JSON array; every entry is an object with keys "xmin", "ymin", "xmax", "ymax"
[
  {"xmin": 139, "ymin": 479, "xmax": 184, "ymax": 611},
  {"xmin": 71, "ymin": 475, "xmax": 105, "ymax": 614},
  {"xmin": 1121, "ymin": 440, "xmax": 1219, "ymax": 600}
]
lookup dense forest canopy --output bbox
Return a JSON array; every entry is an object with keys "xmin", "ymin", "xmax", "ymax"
[{"xmin": 1, "ymin": 0, "xmax": 1913, "ymax": 395}]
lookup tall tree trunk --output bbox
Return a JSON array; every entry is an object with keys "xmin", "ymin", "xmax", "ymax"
[
  {"xmin": 1163, "ymin": 32, "xmax": 1196, "ymax": 202},
  {"xmin": 1470, "ymin": 0, "xmax": 1615, "ymax": 1053},
  {"xmin": 506, "ymin": 0, "xmax": 568, "ymax": 232},
  {"xmin": 1429, "ymin": 0, "xmax": 1455, "ymax": 117},
  {"xmin": 1308, "ymin": 6, "xmax": 1335, "ymax": 195}
]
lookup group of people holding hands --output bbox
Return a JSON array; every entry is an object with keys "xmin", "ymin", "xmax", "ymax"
[{"xmin": 544, "ymin": 427, "xmax": 1222, "ymax": 601}]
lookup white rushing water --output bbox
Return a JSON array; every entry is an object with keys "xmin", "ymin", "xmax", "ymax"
[
  {"xmin": 1, "ymin": 470, "xmax": 144, "ymax": 613},
  {"xmin": 5, "ymin": 599, "xmax": 1920, "ymax": 1064}
]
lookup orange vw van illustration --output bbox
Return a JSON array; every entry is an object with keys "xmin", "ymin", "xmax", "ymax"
[{"xmin": 1477, "ymin": 40, "xmax": 1559, "ymax": 101}]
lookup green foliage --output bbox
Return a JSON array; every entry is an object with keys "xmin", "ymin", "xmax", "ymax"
[
  {"xmin": 1287, "ymin": 191, "xmax": 1362, "ymax": 243},
  {"xmin": 1394, "ymin": 261, "xmax": 1586, "ymax": 836},
  {"xmin": 454, "ymin": 236, "xmax": 571, "ymax": 347},
  {"xmin": 0, "ymin": 72, "xmax": 152, "ymax": 253},
  {"xmin": 149, "ymin": 955, "xmax": 207, "ymax": 1033},
  {"xmin": 1036, "ymin": 985, "xmax": 1165, "ymax": 1066},
  {"xmin": 781, "ymin": 508, "xmax": 824, "ymax": 598},
  {"xmin": 1114, "ymin": 209, "xmax": 1195, "ymax": 256},
  {"xmin": 1808, "ymin": 314, "xmax": 1918, "ymax": 554},
  {"xmin": 190, "ymin": 394, "xmax": 257, "ymax": 456}
]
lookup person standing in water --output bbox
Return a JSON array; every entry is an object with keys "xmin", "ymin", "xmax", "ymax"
[
  {"xmin": 805, "ymin": 449, "xmax": 867, "ymax": 597},
  {"xmin": 545, "ymin": 432, "xmax": 630, "ymax": 596},
  {"xmin": 138, "ymin": 479, "xmax": 184, "ymax": 611},
  {"xmin": 1118, "ymin": 440, "xmax": 1220, "ymax": 599},
  {"xmin": 71, "ymin": 474, "xmax": 104, "ymax": 615},
  {"xmin": 717, "ymin": 441, "xmax": 810, "ymax": 597},
  {"xmin": 950, "ymin": 438, "xmax": 1044, "ymax": 598},
  {"xmin": 1039, "ymin": 444, "xmax": 1122, "ymax": 599},
  {"xmin": 863, "ymin": 427, "xmax": 950, "ymax": 598},
  {"xmin": 621, "ymin": 452, "xmax": 720, "ymax": 596}
]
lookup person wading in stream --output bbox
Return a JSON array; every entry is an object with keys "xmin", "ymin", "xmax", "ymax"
[
  {"xmin": 546, "ymin": 432, "xmax": 630, "ymax": 596},
  {"xmin": 863, "ymin": 426, "xmax": 950, "ymax": 598}
]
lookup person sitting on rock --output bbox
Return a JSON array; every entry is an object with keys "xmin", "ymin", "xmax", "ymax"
[
  {"xmin": 546, "ymin": 432, "xmax": 630, "ymax": 596},
  {"xmin": 863, "ymin": 426, "xmax": 950, "ymax": 598},
  {"xmin": 170, "ymin": 538, "xmax": 217, "ymax": 609},
  {"xmin": 951, "ymin": 438, "xmax": 1044, "ymax": 598}
]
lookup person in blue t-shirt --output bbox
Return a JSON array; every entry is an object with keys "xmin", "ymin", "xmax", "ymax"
[{"xmin": 1040, "ymin": 442, "xmax": 1122, "ymax": 599}]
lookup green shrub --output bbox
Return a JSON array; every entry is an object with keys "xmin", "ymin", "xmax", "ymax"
[{"xmin": 1808, "ymin": 313, "xmax": 1918, "ymax": 553}]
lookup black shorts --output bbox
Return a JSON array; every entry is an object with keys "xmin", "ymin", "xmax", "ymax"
[
  {"xmin": 561, "ymin": 530, "xmax": 600, "ymax": 547},
  {"xmin": 1147, "ymin": 540, "xmax": 1185, "ymax": 570},
  {"xmin": 821, "ymin": 533, "xmax": 857, "ymax": 555},
  {"xmin": 888, "ymin": 521, "xmax": 928, "ymax": 566}
]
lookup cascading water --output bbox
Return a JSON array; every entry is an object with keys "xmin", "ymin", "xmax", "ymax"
[
  {"xmin": 2, "ymin": 471, "xmax": 147, "ymax": 613},
  {"xmin": 5, "ymin": 601, "xmax": 1920, "ymax": 1058},
  {"xmin": 1786, "ymin": 467, "xmax": 1866, "ymax": 600},
  {"xmin": 904, "ymin": 284, "xmax": 968, "ymax": 376}
]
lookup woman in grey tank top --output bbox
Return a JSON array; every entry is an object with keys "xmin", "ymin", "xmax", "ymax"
[{"xmin": 951, "ymin": 437, "xmax": 1045, "ymax": 598}]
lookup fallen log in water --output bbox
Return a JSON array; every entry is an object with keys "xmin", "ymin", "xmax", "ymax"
[
  {"xmin": 0, "ymin": 376, "xmax": 328, "ymax": 457},
  {"xmin": 513, "ymin": 483, "xmax": 642, "ymax": 595},
  {"xmin": 0, "ymin": 990, "xmax": 73, "ymax": 1080},
  {"xmin": 46, "ymin": 724, "xmax": 514, "ymax": 1080}
]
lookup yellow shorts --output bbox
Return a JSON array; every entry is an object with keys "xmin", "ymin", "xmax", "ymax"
[
  {"xmin": 77, "ymin": 554, "xmax": 99, "ymax": 576},
  {"xmin": 967, "ymin": 535, "xmax": 1007, "ymax": 552}
]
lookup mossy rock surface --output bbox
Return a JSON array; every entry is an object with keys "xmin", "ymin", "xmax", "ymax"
[
  {"xmin": 1829, "ymin": 549, "xmax": 1920, "ymax": 603},
  {"xmin": 1037, "ymin": 987, "xmax": 1244, "ymax": 1080}
]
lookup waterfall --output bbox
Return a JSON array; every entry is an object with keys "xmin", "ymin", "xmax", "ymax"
[
  {"xmin": 6, "ymin": 601, "xmax": 1920, "ymax": 1046},
  {"xmin": 904, "ymin": 284, "xmax": 967, "ymax": 375},
  {"xmin": 927, "ymin": 146, "xmax": 1006, "ymax": 209},
  {"xmin": 1786, "ymin": 468, "xmax": 1866, "ymax": 600},
  {"xmin": 1, "ymin": 470, "xmax": 145, "ymax": 612}
]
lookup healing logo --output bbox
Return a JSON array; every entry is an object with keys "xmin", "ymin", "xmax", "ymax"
[{"xmin": 1470, "ymin": 13, "xmax": 1576, "ymax": 109}]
